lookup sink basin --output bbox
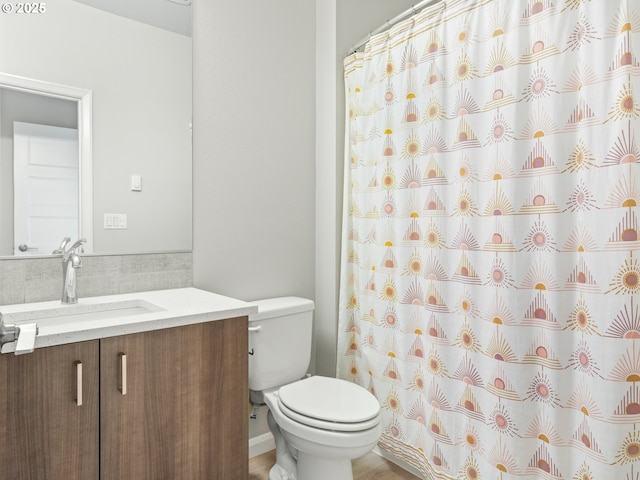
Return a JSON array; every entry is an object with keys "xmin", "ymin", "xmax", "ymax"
[{"xmin": 3, "ymin": 299, "xmax": 164, "ymax": 326}]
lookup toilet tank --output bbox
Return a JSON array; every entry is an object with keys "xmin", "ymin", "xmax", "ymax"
[{"xmin": 248, "ymin": 297, "xmax": 314, "ymax": 392}]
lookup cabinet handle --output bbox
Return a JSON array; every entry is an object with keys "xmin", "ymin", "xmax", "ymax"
[
  {"xmin": 118, "ymin": 353, "xmax": 127, "ymax": 395},
  {"xmin": 75, "ymin": 361, "xmax": 83, "ymax": 406}
]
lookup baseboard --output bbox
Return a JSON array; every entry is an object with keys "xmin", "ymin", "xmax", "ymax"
[
  {"xmin": 249, "ymin": 432, "xmax": 275, "ymax": 459},
  {"xmin": 372, "ymin": 445, "xmax": 424, "ymax": 479}
]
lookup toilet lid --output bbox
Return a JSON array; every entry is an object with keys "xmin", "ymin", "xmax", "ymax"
[{"xmin": 278, "ymin": 376, "xmax": 380, "ymax": 426}]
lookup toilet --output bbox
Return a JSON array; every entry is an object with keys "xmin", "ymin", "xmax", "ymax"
[{"xmin": 248, "ymin": 297, "xmax": 381, "ymax": 480}]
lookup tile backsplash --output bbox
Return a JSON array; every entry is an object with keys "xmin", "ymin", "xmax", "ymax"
[{"xmin": 0, "ymin": 252, "xmax": 192, "ymax": 305}]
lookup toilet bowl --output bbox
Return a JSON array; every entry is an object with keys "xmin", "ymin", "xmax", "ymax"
[
  {"xmin": 263, "ymin": 376, "xmax": 381, "ymax": 480},
  {"xmin": 248, "ymin": 298, "xmax": 381, "ymax": 480}
]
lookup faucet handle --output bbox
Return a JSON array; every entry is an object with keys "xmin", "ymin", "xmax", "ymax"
[
  {"xmin": 62, "ymin": 238, "xmax": 87, "ymax": 259},
  {"xmin": 52, "ymin": 236, "xmax": 72, "ymax": 254},
  {"xmin": 69, "ymin": 238, "xmax": 86, "ymax": 252}
]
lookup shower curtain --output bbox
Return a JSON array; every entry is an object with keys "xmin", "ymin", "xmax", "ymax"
[{"xmin": 337, "ymin": 0, "xmax": 640, "ymax": 478}]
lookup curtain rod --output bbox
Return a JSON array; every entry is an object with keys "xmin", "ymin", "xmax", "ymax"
[{"xmin": 346, "ymin": 0, "xmax": 444, "ymax": 56}]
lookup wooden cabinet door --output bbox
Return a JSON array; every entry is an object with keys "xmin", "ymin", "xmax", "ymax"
[
  {"xmin": 100, "ymin": 318, "xmax": 248, "ymax": 480},
  {"xmin": 0, "ymin": 340, "xmax": 100, "ymax": 480}
]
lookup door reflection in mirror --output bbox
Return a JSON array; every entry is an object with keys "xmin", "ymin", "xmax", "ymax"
[
  {"xmin": 13, "ymin": 121, "xmax": 79, "ymax": 256},
  {"xmin": 0, "ymin": 87, "xmax": 79, "ymax": 256}
]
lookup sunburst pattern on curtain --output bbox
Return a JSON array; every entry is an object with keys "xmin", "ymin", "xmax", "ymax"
[{"xmin": 338, "ymin": 0, "xmax": 640, "ymax": 478}]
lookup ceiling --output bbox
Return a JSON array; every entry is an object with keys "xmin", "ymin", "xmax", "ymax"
[{"xmin": 73, "ymin": 0, "xmax": 192, "ymax": 37}]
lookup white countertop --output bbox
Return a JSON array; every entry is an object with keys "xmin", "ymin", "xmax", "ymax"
[{"xmin": 0, "ymin": 288, "xmax": 257, "ymax": 354}]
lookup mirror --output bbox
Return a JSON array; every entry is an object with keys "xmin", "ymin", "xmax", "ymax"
[{"xmin": 0, "ymin": 0, "xmax": 192, "ymax": 257}]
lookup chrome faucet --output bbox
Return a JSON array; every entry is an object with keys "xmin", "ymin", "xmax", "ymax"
[
  {"xmin": 0, "ymin": 313, "xmax": 18, "ymax": 348},
  {"xmin": 61, "ymin": 238, "xmax": 86, "ymax": 304}
]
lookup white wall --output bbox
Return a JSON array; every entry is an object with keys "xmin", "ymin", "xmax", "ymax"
[
  {"xmin": 192, "ymin": 1, "xmax": 316, "ymax": 301},
  {"xmin": 314, "ymin": 0, "xmax": 339, "ymax": 379},
  {"xmin": 0, "ymin": 0, "xmax": 192, "ymax": 254}
]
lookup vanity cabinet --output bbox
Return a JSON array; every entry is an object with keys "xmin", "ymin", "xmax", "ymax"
[
  {"xmin": 0, "ymin": 340, "xmax": 100, "ymax": 479},
  {"xmin": 100, "ymin": 317, "xmax": 248, "ymax": 479},
  {"xmin": 0, "ymin": 317, "xmax": 248, "ymax": 480}
]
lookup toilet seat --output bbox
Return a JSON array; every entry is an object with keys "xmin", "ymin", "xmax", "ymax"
[{"xmin": 277, "ymin": 376, "xmax": 380, "ymax": 432}]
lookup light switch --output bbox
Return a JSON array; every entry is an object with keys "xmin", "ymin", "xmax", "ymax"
[
  {"xmin": 104, "ymin": 214, "xmax": 128, "ymax": 230},
  {"xmin": 131, "ymin": 175, "xmax": 142, "ymax": 192},
  {"xmin": 116, "ymin": 214, "xmax": 127, "ymax": 228}
]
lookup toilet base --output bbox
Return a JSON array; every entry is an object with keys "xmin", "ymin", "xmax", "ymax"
[
  {"xmin": 263, "ymin": 386, "xmax": 380, "ymax": 480},
  {"xmin": 269, "ymin": 463, "xmax": 296, "ymax": 480},
  {"xmin": 267, "ymin": 410, "xmax": 297, "ymax": 480},
  {"xmin": 297, "ymin": 453, "xmax": 353, "ymax": 480}
]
